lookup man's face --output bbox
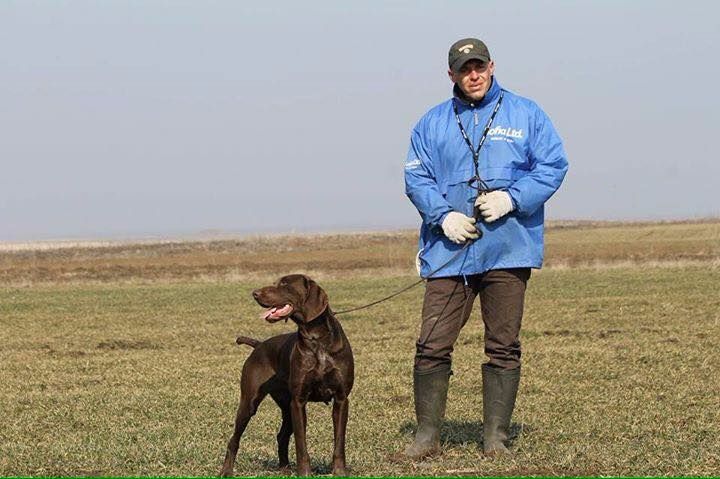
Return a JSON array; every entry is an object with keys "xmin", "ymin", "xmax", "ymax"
[{"xmin": 449, "ymin": 59, "xmax": 495, "ymax": 101}]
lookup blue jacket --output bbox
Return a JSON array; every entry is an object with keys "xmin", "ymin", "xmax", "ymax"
[{"xmin": 405, "ymin": 78, "xmax": 568, "ymax": 278}]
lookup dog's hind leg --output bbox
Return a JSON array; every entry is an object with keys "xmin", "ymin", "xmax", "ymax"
[
  {"xmin": 220, "ymin": 390, "xmax": 266, "ymax": 477},
  {"xmin": 220, "ymin": 363, "xmax": 273, "ymax": 477},
  {"xmin": 270, "ymin": 391, "xmax": 293, "ymax": 469}
]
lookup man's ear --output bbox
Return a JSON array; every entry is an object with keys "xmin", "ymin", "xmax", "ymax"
[
  {"xmin": 448, "ymin": 68, "xmax": 456, "ymax": 83},
  {"xmin": 303, "ymin": 277, "xmax": 329, "ymax": 322}
]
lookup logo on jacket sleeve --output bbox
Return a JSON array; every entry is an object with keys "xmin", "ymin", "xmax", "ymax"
[{"xmin": 405, "ymin": 158, "xmax": 421, "ymax": 170}]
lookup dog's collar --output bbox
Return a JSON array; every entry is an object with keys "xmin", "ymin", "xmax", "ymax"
[
  {"xmin": 301, "ymin": 305, "xmax": 331, "ymax": 325},
  {"xmin": 298, "ymin": 309, "xmax": 333, "ymax": 342}
]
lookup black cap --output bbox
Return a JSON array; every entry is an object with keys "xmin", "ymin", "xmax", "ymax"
[{"xmin": 448, "ymin": 38, "xmax": 491, "ymax": 73}]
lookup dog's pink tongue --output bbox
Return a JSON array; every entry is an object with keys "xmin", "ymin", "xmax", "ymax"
[{"xmin": 262, "ymin": 304, "xmax": 293, "ymax": 320}]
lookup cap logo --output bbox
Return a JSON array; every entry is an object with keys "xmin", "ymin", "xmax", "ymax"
[{"xmin": 458, "ymin": 44, "xmax": 474, "ymax": 54}]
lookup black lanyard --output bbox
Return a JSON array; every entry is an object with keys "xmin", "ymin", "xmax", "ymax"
[{"xmin": 452, "ymin": 91, "xmax": 504, "ymax": 191}]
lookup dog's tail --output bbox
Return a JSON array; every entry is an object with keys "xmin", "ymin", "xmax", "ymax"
[{"xmin": 235, "ymin": 336, "xmax": 261, "ymax": 348}]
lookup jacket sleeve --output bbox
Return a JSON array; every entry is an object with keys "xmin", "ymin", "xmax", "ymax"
[
  {"xmin": 507, "ymin": 106, "xmax": 569, "ymax": 216},
  {"xmin": 404, "ymin": 123, "xmax": 454, "ymax": 229}
]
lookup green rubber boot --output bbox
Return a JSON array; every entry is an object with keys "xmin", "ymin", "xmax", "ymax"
[
  {"xmin": 402, "ymin": 364, "xmax": 451, "ymax": 460},
  {"xmin": 482, "ymin": 364, "xmax": 520, "ymax": 455}
]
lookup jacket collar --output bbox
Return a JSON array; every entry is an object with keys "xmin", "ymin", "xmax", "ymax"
[{"xmin": 452, "ymin": 76, "xmax": 501, "ymax": 109}]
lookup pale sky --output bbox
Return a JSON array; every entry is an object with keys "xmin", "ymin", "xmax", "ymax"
[{"xmin": 1, "ymin": 1, "xmax": 718, "ymax": 241}]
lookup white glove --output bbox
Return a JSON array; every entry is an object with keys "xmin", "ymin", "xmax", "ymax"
[
  {"xmin": 441, "ymin": 212, "xmax": 479, "ymax": 244},
  {"xmin": 475, "ymin": 191, "xmax": 514, "ymax": 223}
]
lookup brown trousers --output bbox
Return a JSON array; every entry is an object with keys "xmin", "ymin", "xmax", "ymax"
[{"xmin": 414, "ymin": 268, "xmax": 531, "ymax": 372}]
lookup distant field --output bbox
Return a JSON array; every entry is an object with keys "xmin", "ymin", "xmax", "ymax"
[
  {"xmin": 1, "ymin": 220, "xmax": 718, "ymax": 284},
  {"xmin": 1, "ymin": 220, "xmax": 719, "ymax": 476}
]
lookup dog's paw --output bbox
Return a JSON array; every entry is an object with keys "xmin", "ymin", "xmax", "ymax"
[
  {"xmin": 332, "ymin": 462, "xmax": 349, "ymax": 476},
  {"xmin": 218, "ymin": 468, "xmax": 234, "ymax": 477}
]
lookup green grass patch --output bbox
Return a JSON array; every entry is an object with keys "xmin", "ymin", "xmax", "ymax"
[{"xmin": 1, "ymin": 266, "xmax": 719, "ymax": 475}]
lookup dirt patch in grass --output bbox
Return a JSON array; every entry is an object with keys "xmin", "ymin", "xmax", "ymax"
[{"xmin": 96, "ymin": 339, "xmax": 161, "ymax": 351}]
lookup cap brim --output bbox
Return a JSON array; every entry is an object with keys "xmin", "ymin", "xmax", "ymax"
[{"xmin": 450, "ymin": 54, "xmax": 491, "ymax": 73}]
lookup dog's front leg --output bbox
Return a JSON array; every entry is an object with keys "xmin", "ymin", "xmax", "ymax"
[
  {"xmin": 331, "ymin": 395, "xmax": 349, "ymax": 476},
  {"xmin": 291, "ymin": 398, "xmax": 312, "ymax": 476}
]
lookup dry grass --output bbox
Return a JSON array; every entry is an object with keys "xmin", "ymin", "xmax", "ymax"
[
  {"xmin": 2, "ymin": 269, "xmax": 719, "ymax": 476},
  {"xmin": 544, "ymin": 220, "xmax": 720, "ymax": 267},
  {"xmin": 1, "ymin": 220, "xmax": 719, "ymax": 285},
  {"xmin": 1, "ymin": 220, "xmax": 719, "ymax": 476}
]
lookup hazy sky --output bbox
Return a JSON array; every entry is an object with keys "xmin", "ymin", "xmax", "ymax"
[{"xmin": 1, "ymin": 1, "xmax": 718, "ymax": 241}]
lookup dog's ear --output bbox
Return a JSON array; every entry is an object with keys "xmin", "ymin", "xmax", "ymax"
[{"xmin": 303, "ymin": 276, "xmax": 328, "ymax": 322}]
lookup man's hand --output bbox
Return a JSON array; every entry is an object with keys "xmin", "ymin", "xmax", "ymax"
[
  {"xmin": 441, "ymin": 212, "xmax": 479, "ymax": 244},
  {"xmin": 475, "ymin": 191, "xmax": 514, "ymax": 223}
]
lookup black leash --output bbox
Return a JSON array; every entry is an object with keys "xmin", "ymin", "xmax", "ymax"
[
  {"xmin": 333, "ymin": 279, "xmax": 426, "ymax": 315},
  {"xmin": 334, "ymin": 240, "xmax": 473, "ymax": 315},
  {"xmin": 335, "ymin": 93, "xmax": 504, "ymax": 316}
]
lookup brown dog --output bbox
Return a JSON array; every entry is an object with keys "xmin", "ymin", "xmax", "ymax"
[{"xmin": 220, "ymin": 274, "xmax": 354, "ymax": 477}]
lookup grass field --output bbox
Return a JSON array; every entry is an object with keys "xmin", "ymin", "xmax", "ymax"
[{"xmin": 1, "ymin": 220, "xmax": 719, "ymax": 476}]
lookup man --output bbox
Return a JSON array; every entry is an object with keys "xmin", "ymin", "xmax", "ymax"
[{"xmin": 402, "ymin": 38, "xmax": 568, "ymax": 459}]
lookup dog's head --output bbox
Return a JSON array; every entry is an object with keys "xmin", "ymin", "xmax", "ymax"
[{"xmin": 252, "ymin": 274, "xmax": 329, "ymax": 324}]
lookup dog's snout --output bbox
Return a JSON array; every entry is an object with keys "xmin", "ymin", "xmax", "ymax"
[{"xmin": 252, "ymin": 289, "xmax": 261, "ymax": 300}]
